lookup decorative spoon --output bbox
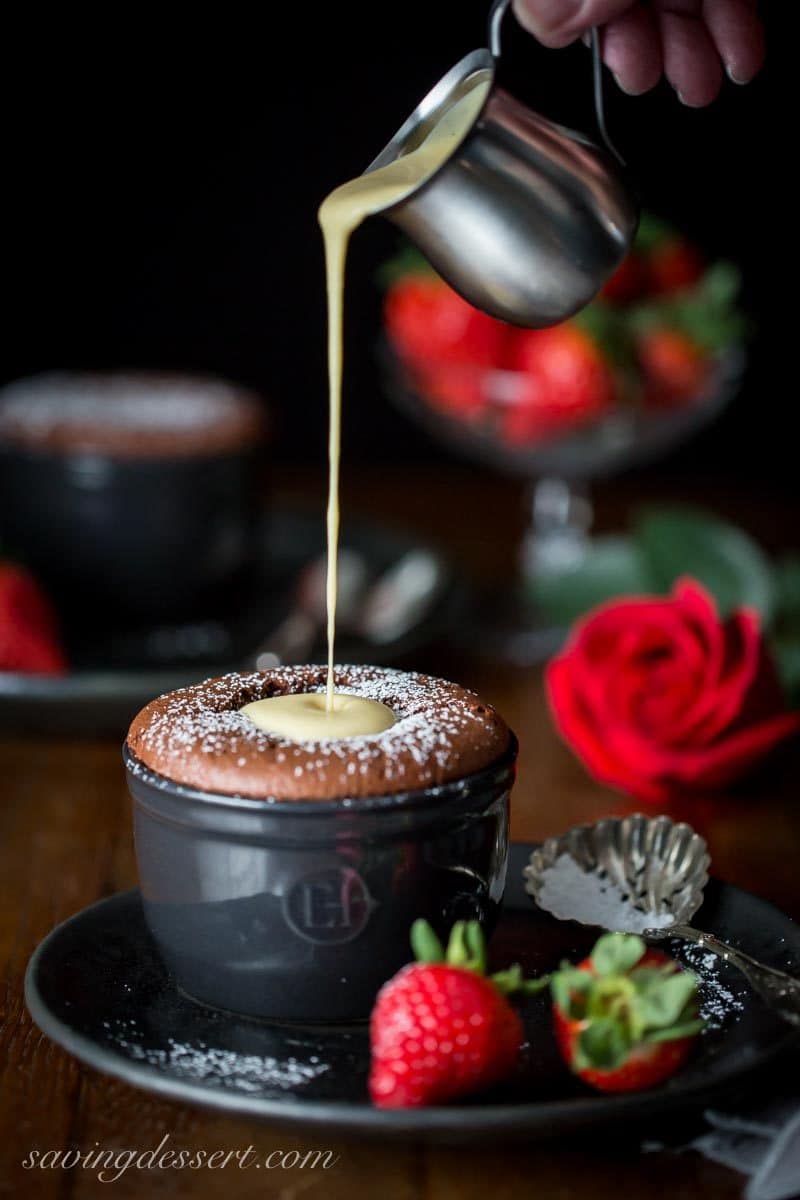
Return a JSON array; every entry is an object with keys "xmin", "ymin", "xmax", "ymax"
[{"xmin": 523, "ymin": 814, "xmax": 800, "ymax": 1027}]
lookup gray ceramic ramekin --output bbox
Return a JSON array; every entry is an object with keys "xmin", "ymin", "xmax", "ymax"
[{"xmin": 124, "ymin": 736, "xmax": 516, "ymax": 1022}]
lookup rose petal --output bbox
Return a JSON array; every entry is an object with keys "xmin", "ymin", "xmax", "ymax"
[
  {"xmin": 545, "ymin": 659, "xmax": 670, "ymax": 803},
  {"xmin": 651, "ymin": 711, "xmax": 800, "ymax": 792}
]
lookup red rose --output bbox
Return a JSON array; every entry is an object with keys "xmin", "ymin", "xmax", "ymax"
[{"xmin": 545, "ymin": 580, "xmax": 800, "ymax": 803}]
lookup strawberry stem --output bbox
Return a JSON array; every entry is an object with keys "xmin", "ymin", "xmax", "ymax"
[
  {"xmin": 409, "ymin": 919, "xmax": 550, "ymax": 995},
  {"xmin": 410, "ymin": 919, "xmax": 445, "ymax": 964},
  {"xmin": 445, "ymin": 920, "xmax": 487, "ymax": 973}
]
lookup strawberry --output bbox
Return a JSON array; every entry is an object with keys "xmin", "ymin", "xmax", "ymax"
[
  {"xmin": 502, "ymin": 324, "xmax": 614, "ymax": 445},
  {"xmin": 646, "ymin": 237, "xmax": 705, "ymax": 297},
  {"xmin": 549, "ymin": 933, "xmax": 703, "ymax": 1093},
  {"xmin": 0, "ymin": 560, "xmax": 67, "ymax": 675},
  {"xmin": 369, "ymin": 919, "xmax": 541, "ymax": 1109},
  {"xmin": 600, "ymin": 254, "xmax": 645, "ymax": 305},
  {"xmin": 384, "ymin": 275, "xmax": 506, "ymax": 370},
  {"xmin": 414, "ymin": 361, "xmax": 488, "ymax": 420},
  {"xmin": 637, "ymin": 327, "xmax": 710, "ymax": 405}
]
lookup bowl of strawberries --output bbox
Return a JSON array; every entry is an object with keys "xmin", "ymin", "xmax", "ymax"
[{"xmin": 380, "ymin": 213, "xmax": 746, "ymax": 479}]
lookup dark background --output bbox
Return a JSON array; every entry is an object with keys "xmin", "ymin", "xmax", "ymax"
[{"xmin": 1, "ymin": 2, "xmax": 791, "ymax": 491}]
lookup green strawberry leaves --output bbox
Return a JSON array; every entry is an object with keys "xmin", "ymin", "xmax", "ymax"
[
  {"xmin": 635, "ymin": 970, "xmax": 698, "ymax": 1030},
  {"xmin": 445, "ymin": 919, "xmax": 488, "ymax": 974},
  {"xmin": 409, "ymin": 919, "xmax": 551, "ymax": 996},
  {"xmin": 628, "ymin": 262, "xmax": 746, "ymax": 353},
  {"xmin": 590, "ymin": 933, "xmax": 647, "ymax": 976},
  {"xmin": 410, "ymin": 919, "xmax": 446, "ymax": 964},
  {"xmin": 576, "ymin": 1017, "xmax": 632, "ymax": 1071},
  {"xmin": 551, "ymin": 966, "xmax": 593, "ymax": 1018},
  {"xmin": 550, "ymin": 933, "xmax": 704, "ymax": 1071},
  {"xmin": 644, "ymin": 1019, "xmax": 705, "ymax": 1044},
  {"xmin": 633, "ymin": 212, "xmax": 676, "ymax": 253}
]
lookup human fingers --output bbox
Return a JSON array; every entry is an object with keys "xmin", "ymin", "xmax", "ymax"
[
  {"xmin": 657, "ymin": 6, "xmax": 724, "ymax": 105},
  {"xmin": 601, "ymin": 4, "xmax": 663, "ymax": 94},
  {"xmin": 512, "ymin": 0, "xmax": 639, "ymax": 48},
  {"xmin": 703, "ymin": 0, "xmax": 765, "ymax": 84}
]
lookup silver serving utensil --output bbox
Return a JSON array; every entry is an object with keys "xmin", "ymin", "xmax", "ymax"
[
  {"xmin": 250, "ymin": 548, "xmax": 446, "ymax": 668},
  {"xmin": 252, "ymin": 549, "xmax": 369, "ymax": 670},
  {"xmin": 367, "ymin": 0, "xmax": 638, "ymax": 327},
  {"xmin": 358, "ymin": 549, "xmax": 445, "ymax": 644},
  {"xmin": 524, "ymin": 814, "xmax": 800, "ymax": 1027}
]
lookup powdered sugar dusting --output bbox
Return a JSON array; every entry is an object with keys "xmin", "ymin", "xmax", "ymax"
[
  {"xmin": 127, "ymin": 665, "xmax": 509, "ymax": 801},
  {"xmin": 678, "ymin": 945, "xmax": 746, "ymax": 1029},
  {"xmin": 536, "ymin": 853, "xmax": 676, "ymax": 933},
  {"xmin": 104, "ymin": 1019, "xmax": 330, "ymax": 1094},
  {"xmin": 0, "ymin": 373, "xmax": 247, "ymax": 433},
  {"xmin": 0, "ymin": 371, "xmax": 264, "ymax": 456}
]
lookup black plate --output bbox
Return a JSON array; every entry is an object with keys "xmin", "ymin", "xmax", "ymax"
[
  {"xmin": 25, "ymin": 844, "xmax": 800, "ymax": 1142},
  {"xmin": 0, "ymin": 508, "xmax": 460, "ymax": 736}
]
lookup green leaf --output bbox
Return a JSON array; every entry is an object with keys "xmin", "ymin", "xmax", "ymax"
[
  {"xmin": 586, "ymin": 976, "xmax": 645, "ymax": 1042},
  {"xmin": 376, "ymin": 242, "xmax": 436, "ymax": 289},
  {"xmin": 445, "ymin": 920, "xmax": 470, "ymax": 968},
  {"xmin": 520, "ymin": 974, "xmax": 553, "ymax": 995},
  {"xmin": 529, "ymin": 536, "xmax": 651, "ymax": 626},
  {"xmin": 572, "ymin": 303, "xmax": 636, "ymax": 369},
  {"xmin": 644, "ymin": 1018, "xmax": 705, "ymax": 1044},
  {"xmin": 443, "ymin": 920, "xmax": 487, "ymax": 973},
  {"xmin": 577, "ymin": 1018, "xmax": 631, "ymax": 1071},
  {"xmin": 700, "ymin": 261, "xmax": 741, "ymax": 309},
  {"xmin": 636, "ymin": 972, "xmax": 699, "ymax": 1030},
  {"xmin": 771, "ymin": 636, "xmax": 800, "ymax": 708},
  {"xmin": 410, "ymin": 919, "xmax": 444, "ymax": 963},
  {"xmin": 551, "ymin": 968, "xmax": 592, "ymax": 1018},
  {"xmin": 627, "ymin": 262, "xmax": 745, "ymax": 352},
  {"xmin": 491, "ymin": 963, "xmax": 550, "ymax": 995},
  {"xmin": 635, "ymin": 506, "xmax": 776, "ymax": 624},
  {"xmin": 590, "ymin": 933, "xmax": 646, "ymax": 977},
  {"xmin": 774, "ymin": 556, "xmax": 800, "ymax": 633},
  {"xmin": 463, "ymin": 920, "xmax": 488, "ymax": 973},
  {"xmin": 770, "ymin": 556, "xmax": 800, "ymax": 705},
  {"xmin": 633, "ymin": 212, "xmax": 676, "ymax": 252}
]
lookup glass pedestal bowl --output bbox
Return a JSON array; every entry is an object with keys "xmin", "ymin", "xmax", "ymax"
[{"xmin": 381, "ymin": 341, "xmax": 746, "ymax": 663}]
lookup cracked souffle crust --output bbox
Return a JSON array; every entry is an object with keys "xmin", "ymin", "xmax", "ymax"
[{"xmin": 126, "ymin": 665, "xmax": 511, "ymax": 800}]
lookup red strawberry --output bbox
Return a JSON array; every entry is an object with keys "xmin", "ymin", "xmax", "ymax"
[
  {"xmin": 600, "ymin": 254, "xmax": 645, "ymax": 305},
  {"xmin": 384, "ymin": 275, "xmax": 506, "ymax": 369},
  {"xmin": 0, "ymin": 560, "xmax": 67, "ymax": 675},
  {"xmin": 503, "ymin": 324, "xmax": 614, "ymax": 445},
  {"xmin": 637, "ymin": 327, "xmax": 710, "ymax": 405},
  {"xmin": 646, "ymin": 238, "xmax": 704, "ymax": 296},
  {"xmin": 416, "ymin": 362, "xmax": 488, "ymax": 420},
  {"xmin": 550, "ymin": 933, "xmax": 703, "ymax": 1094},
  {"xmin": 369, "ymin": 920, "xmax": 539, "ymax": 1109}
]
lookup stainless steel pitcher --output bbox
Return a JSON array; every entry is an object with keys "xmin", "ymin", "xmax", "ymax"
[{"xmin": 366, "ymin": 0, "xmax": 639, "ymax": 327}]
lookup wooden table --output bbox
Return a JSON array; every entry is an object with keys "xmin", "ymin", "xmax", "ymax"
[{"xmin": 2, "ymin": 465, "xmax": 798, "ymax": 1198}]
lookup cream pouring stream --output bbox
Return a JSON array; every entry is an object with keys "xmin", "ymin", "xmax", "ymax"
[{"xmin": 243, "ymin": 71, "xmax": 491, "ymax": 740}]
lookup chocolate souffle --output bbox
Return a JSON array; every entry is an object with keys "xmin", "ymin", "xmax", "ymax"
[
  {"xmin": 0, "ymin": 371, "xmax": 267, "ymax": 617},
  {"xmin": 0, "ymin": 371, "xmax": 266, "ymax": 458},
  {"xmin": 127, "ymin": 664, "xmax": 511, "ymax": 800}
]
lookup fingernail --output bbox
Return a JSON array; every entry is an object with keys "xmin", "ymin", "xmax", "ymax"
[
  {"xmin": 726, "ymin": 64, "xmax": 748, "ymax": 85},
  {"xmin": 613, "ymin": 72, "xmax": 647, "ymax": 97}
]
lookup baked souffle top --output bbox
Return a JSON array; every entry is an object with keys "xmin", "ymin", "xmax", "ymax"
[
  {"xmin": 0, "ymin": 372, "xmax": 266, "ymax": 458},
  {"xmin": 126, "ymin": 665, "xmax": 511, "ymax": 801}
]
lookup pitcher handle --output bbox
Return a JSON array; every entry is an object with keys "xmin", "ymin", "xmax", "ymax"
[
  {"xmin": 489, "ymin": 2, "xmax": 625, "ymax": 165},
  {"xmin": 488, "ymin": 0, "xmax": 512, "ymax": 57},
  {"xmin": 590, "ymin": 27, "xmax": 625, "ymax": 164}
]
